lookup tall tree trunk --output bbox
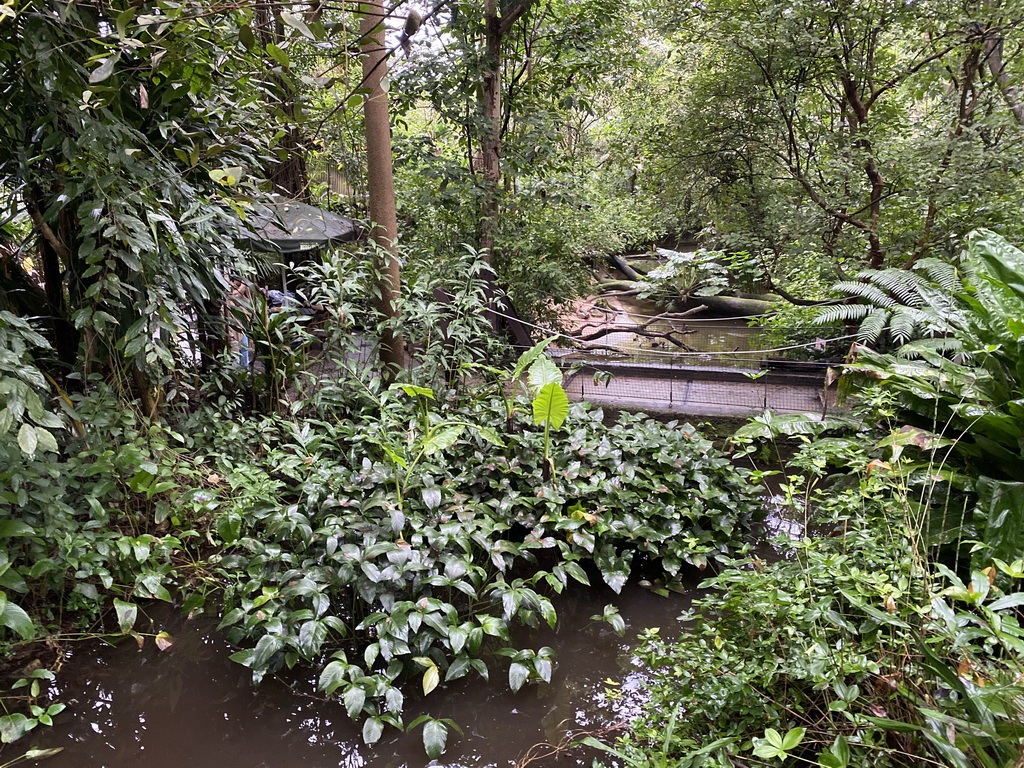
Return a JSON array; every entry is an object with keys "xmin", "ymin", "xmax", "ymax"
[
  {"xmin": 480, "ymin": 0, "xmax": 503, "ymax": 259},
  {"xmin": 477, "ymin": 0, "xmax": 536, "ymax": 340},
  {"xmin": 985, "ymin": 35, "xmax": 1024, "ymax": 125},
  {"xmin": 360, "ymin": 0, "xmax": 405, "ymax": 378}
]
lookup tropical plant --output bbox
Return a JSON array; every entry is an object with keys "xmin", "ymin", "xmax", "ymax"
[
  {"xmin": 814, "ymin": 259, "xmax": 963, "ymax": 347},
  {"xmin": 841, "ymin": 230, "xmax": 1024, "ymax": 563},
  {"xmin": 637, "ymin": 249, "xmax": 730, "ymax": 307},
  {"xmin": 595, "ymin": 471, "xmax": 1024, "ymax": 768},
  {"xmin": 188, "ymin": 391, "xmax": 761, "ymax": 755}
]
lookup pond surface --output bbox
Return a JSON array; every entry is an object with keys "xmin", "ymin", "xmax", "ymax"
[
  {"xmin": 12, "ymin": 482, "xmax": 805, "ymax": 768},
  {"xmin": 20, "ymin": 583, "xmax": 693, "ymax": 768}
]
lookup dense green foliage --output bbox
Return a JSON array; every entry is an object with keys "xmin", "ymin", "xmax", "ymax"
[
  {"xmin": 589, "ymin": 232, "xmax": 1024, "ymax": 768},
  {"xmin": 2, "ymin": 0, "xmax": 1024, "ymax": 763},
  {"xmin": 640, "ymin": 0, "xmax": 1024, "ymax": 283},
  {"xmin": 0, "ymin": 252, "xmax": 762, "ymax": 753}
]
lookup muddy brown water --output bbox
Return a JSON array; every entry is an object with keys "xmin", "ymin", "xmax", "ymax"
[
  {"xmin": 12, "ymin": 498, "xmax": 803, "ymax": 768},
  {"xmin": 15, "ymin": 585, "xmax": 688, "ymax": 768}
]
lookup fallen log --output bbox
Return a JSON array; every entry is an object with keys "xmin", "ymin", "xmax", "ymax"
[
  {"xmin": 608, "ymin": 254, "xmax": 641, "ymax": 281},
  {"xmin": 689, "ymin": 294, "xmax": 775, "ymax": 316}
]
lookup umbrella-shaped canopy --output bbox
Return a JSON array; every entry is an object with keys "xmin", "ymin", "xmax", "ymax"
[{"xmin": 235, "ymin": 197, "xmax": 360, "ymax": 253}]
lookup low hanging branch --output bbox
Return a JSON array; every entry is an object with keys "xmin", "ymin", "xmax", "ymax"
[{"xmin": 570, "ymin": 312, "xmax": 700, "ymax": 353}]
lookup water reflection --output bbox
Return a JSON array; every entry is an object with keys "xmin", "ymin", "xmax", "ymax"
[{"xmin": 21, "ymin": 583, "xmax": 690, "ymax": 768}]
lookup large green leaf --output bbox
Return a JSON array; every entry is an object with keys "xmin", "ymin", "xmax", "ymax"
[
  {"xmin": 422, "ymin": 718, "xmax": 448, "ymax": 759},
  {"xmin": 976, "ymin": 476, "xmax": 1024, "ymax": 565},
  {"xmin": 511, "ymin": 336, "xmax": 557, "ymax": 383},
  {"xmin": 422, "ymin": 425, "xmax": 464, "ymax": 456},
  {"xmin": 527, "ymin": 356, "xmax": 562, "ymax": 395},
  {"xmin": 113, "ymin": 599, "xmax": 138, "ymax": 633},
  {"xmin": 319, "ymin": 660, "xmax": 348, "ymax": 696},
  {"xmin": 509, "ymin": 661, "xmax": 530, "ymax": 692},
  {"xmin": 532, "ymin": 382, "xmax": 568, "ymax": 429},
  {"xmin": 0, "ymin": 592, "xmax": 35, "ymax": 639},
  {"xmin": 967, "ymin": 230, "xmax": 1024, "ymax": 308}
]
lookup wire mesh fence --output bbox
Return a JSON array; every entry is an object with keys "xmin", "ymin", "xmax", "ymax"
[{"xmin": 561, "ymin": 364, "xmax": 839, "ymax": 418}]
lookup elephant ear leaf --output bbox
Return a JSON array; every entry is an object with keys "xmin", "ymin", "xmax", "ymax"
[
  {"xmin": 512, "ymin": 336, "xmax": 557, "ymax": 382},
  {"xmin": 527, "ymin": 356, "xmax": 562, "ymax": 395},
  {"xmin": 532, "ymin": 382, "xmax": 568, "ymax": 429}
]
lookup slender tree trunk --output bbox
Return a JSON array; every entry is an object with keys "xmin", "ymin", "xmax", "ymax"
[
  {"xmin": 476, "ymin": 0, "xmax": 537, "ymax": 341},
  {"xmin": 985, "ymin": 35, "xmax": 1024, "ymax": 125},
  {"xmin": 480, "ymin": 0, "xmax": 503, "ymax": 259},
  {"xmin": 258, "ymin": 5, "xmax": 311, "ymax": 200},
  {"xmin": 841, "ymin": 78, "xmax": 886, "ymax": 269},
  {"xmin": 360, "ymin": 0, "xmax": 405, "ymax": 378},
  {"xmin": 25, "ymin": 189, "xmax": 79, "ymax": 374}
]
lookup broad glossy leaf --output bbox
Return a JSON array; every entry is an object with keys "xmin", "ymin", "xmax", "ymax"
[
  {"xmin": 509, "ymin": 661, "xmax": 530, "ymax": 692},
  {"xmin": 17, "ymin": 423, "xmax": 37, "ymax": 457},
  {"xmin": 475, "ymin": 425, "xmax": 505, "ymax": 447},
  {"xmin": 280, "ymin": 11, "xmax": 315, "ymax": 39},
  {"xmin": 265, "ymin": 42, "xmax": 289, "ymax": 67},
  {"xmin": 88, "ymin": 54, "xmax": 120, "ymax": 84},
  {"xmin": 344, "ymin": 685, "xmax": 366, "ymax": 719},
  {"xmin": 362, "ymin": 716, "xmax": 384, "ymax": 745},
  {"xmin": 988, "ymin": 593, "xmax": 1024, "ymax": 611},
  {"xmin": 113, "ymin": 599, "xmax": 138, "ymax": 633},
  {"xmin": 422, "ymin": 425, "xmax": 463, "ymax": 456},
  {"xmin": 512, "ymin": 336, "xmax": 557, "ymax": 382},
  {"xmin": 527, "ymin": 356, "xmax": 562, "ymax": 394},
  {"xmin": 422, "ymin": 719, "xmax": 448, "ymax": 759},
  {"xmin": 0, "ymin": 599, "xmax": 34, "ymax": 639},
  {"xmin": 422, "ymin": 664, "xmax": 440, "ymax": 695},
  {"xmin": 0, "ymin": 521, "xmax": 34, "ymax": 538},
  {"xmin": 532, "ymin": 382, "xmax": 568, "ymax": 429},
  {"xmin": 0, "ymin": 713, "xmax": 36, "ymax": 744},
  {"xmin": 319, "ymin": 660, "xmax": 348, "ymax": 696}
]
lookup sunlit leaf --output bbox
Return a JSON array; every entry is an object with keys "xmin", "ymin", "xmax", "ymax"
[
  {"xmin": 532, "ymin": 382, "xmax": 568, "ymax": 429},
  {"xmin": 509, "ymin": 661, "xmax": 530, "ymax": 692},
  {"xmin": 88, "ymin": 54, "xmax": 120, "ymax": 84},
  {"xmin": 362, "ymin": 716, "xmax": 384, "ymax": 745},
  {"xmin": 527, "ymin": 355, "xmax": 562, "ymax": 395},
  {"xmin": 422, "ymin": 425, "xmax": 463, "ymax": 456},
  {"xmin": 344, "ymin": 685, "xmax": 366, "ymax": 719}
]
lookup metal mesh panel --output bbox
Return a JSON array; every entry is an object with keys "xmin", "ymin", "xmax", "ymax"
[{"xmin": 562, "ymin": 367, "xmax": 838, "ymax": 418}]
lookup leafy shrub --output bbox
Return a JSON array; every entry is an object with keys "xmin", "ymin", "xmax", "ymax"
[
  {"xmin": 841, "ymin": 230, "xmax": 1024, "ymax": 563},
  {"xmin": 597, "ymin": 480, "xmax": 1024, "ymax": 768},
  {"xmin": 638, "ymin": 248, "xmax": 730, "ymax": 307},
  {"xmin": 185, "ymin": 389, "xmax": 761, "ymax": 753}
]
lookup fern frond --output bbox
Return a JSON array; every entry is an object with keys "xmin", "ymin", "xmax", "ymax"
[
  {"xmin": 868, "ymin": 269, "xmax": 928, "ymax": 307},
  {"xmin": 833, "ymin": 281, "xmax": 898, "ymax": 308},
  {"xmin": 897, "ymin": 336, "xmax": 964, "ymax": 359},
  {"xmin": 888, "ymin": 307, "xmax": 917, "ymax": 345},
  {"xmin": 813, "ymin": 303, "xmax": 870, "ymax": 325},
  {"xmin": 915, "ymin": 258, "xmax": 961, "ymax": 291},
  {"xmin": 859, "ymin": 309, "xmax": 890, "ymax": 344}
]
